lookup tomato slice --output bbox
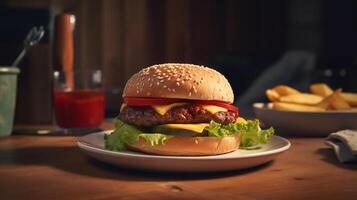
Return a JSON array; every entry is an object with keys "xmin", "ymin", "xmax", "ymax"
[{"xmin": 124, "ymin": 97, "xmax": 239, "ymax": 113}]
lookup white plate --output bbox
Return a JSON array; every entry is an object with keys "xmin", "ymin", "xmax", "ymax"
[
  {"xmin": 77, "ymin": 131, "xmax": 290, "ymax": 172},
  {"xmin": 254, "ymin": 103, "xmax": 357, "ymax": 137}
]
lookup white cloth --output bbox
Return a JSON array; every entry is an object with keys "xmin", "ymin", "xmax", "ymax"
[{"xmin": 325, "ymin": 130, "xmax": 357, "ymax": 163}]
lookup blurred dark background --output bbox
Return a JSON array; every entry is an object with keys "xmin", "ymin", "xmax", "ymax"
[{"xmin": 0, "ymin": 0, "xmax": 356, "ymax": 124}]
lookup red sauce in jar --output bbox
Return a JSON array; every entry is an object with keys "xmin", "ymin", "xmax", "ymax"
[{"xmin": 54, "ymin": 90, "xmax": 105, "ymax": 128}]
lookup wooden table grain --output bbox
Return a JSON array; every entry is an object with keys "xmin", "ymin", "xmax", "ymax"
[{"xmin": 1, "ymin": 124, "xmax": 356, "ymax": 200}]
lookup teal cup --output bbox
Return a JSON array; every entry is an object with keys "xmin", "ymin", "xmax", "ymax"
[{"xmin": 0, "ymin": 67, "xmax": 20, "ymax": 136}]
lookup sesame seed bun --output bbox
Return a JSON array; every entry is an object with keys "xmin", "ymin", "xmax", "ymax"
[
  {"xmin": 123, "ymin": 63, "xmax": 234, "ymax": 103},
  {"xmin": 127, "ymin": 133, "xmax": 241, "ymax": 156}
]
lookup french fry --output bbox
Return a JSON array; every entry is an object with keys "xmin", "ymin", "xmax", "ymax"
[
  {"xmin": 273, "ymin": 102, "xmax": 325, "ymax": 112},
  {"xmin": 279, "ymin": 93, "xmax": 323, "ymax": 105},
  {"xmin": 316, "ymin": 89, "xmax": 350, "ymax": 110},
  {"xmin": 310, "ymin": 83, "xmax": 333, "ymax": 97},
  {"xmin": 316, "ymin": 93, "xmax": 334, "ymax": 110},
  {"xmin": 267, "ymin": 84, "xmax": 356, "ymax": 112},
  {"xmin": 331, "ymin": 97, "xmax": 351, "ymax": 110},
  {"xmin": 266, "ymin": 89, "xmax": 280, "ymax": 102},
  {"xmin": 331, "ymin": 92, "xmax": 351, "ymax": 110},
  {"xmin": 272, "ymin": 85, "xmax": 300, "ymax": 96},
  {"xmin": 341, "ymin": 92, "xmax": 357, "ymax": 106}
]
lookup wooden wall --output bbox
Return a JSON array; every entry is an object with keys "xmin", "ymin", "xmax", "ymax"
[
  {"xmin": 6, "ymin": 0, "xmax": 287, "ymax": 122},
  {"xmin": 69, "ymin": 0, "xmax": 286, "ymax": 111}
]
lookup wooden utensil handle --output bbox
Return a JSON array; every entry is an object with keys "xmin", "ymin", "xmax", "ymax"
[{"xmin": 53, "ymin": 13, "xmax": 74, "ymax": 90}]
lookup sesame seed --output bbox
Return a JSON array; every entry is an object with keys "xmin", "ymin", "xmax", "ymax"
[
  {"xmin": 163, "ymin": 85, "xmax": 167, "ymax": 88},
  {"xmin": 172, "ymin": 88, "xmax": 176, "ymax": 92},
  {"xmin": 160, "ymin": 80, "xmax": 164, "ymax": 82},
  {"xmin": 157, "ymin": 82, "xmax": 160, "ymax": 85},
  {"xmin": 189, "ymin": 92, "xmax": 192, "ymax": 96},
  {"xmin": 176, "ymin": 82, "xmax": 180, "ymax": 86}
]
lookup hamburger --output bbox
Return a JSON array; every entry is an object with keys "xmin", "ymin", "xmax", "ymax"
[{"xmin": 105, "ymin": 63, "xmax": 274, "ymax": 156}]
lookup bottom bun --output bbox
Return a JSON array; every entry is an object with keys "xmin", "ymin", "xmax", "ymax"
[{"xmin": 127, "ymin": 133, "xmax": 241, "ymax": 156}]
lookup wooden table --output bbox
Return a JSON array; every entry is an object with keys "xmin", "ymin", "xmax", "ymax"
[{"xmin": 1, "ymin": 123, "xmax": 356, "ymax": 200}]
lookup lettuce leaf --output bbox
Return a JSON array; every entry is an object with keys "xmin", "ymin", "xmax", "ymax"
[
  {"xmin": 105, "ymin": 118, "xmax": 274, "ymax": 151},
  {"xmin": 205, "ymin": 119, "xmax": 274, "ymax": 148},
  {"xmin": 105, "ymin": 119, "xmax": 170, "ymax": 151},
  {"xmin": 139, "ymin": 134, "xmax": 170, "ymax": 146}
]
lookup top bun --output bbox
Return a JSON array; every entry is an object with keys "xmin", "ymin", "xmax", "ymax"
[{"xmin": 123, "ymin": 63, "xmax": 234, "ymax": 103}]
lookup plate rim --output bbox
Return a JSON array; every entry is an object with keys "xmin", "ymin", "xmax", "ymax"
[
  {"xmin": 77, "ymin": 131, "xmax": 291, "ymax": 160},
  {"xmin": 253, "ymin": 102, "xmax": 357, "ymax": 114}
]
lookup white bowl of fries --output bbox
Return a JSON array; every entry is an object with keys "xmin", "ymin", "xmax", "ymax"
[{"xmin": 253, "ymin": 84, "xmax": 357, "ymax": 136}]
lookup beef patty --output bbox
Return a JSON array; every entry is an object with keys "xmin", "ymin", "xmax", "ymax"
[{"xmin": 119, "ymin": 104, "xmax": 238, "ymax": 126}]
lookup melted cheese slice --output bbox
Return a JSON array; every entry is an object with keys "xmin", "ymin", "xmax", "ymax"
[
  {"xmin": 152, "ymin": 103, "xmax": 187, "ymax": 115},
  {"xmin": 120, "ymin": 103, "xmax": 186, "ymax": 115},
  {"xmin": 236, "ymin": 117, "xmax": 247, "ymax": 124},
  {"xmin": 158, "ymin": 123, "xmax": 210, "ymax": 133},
  {"xmin": 202, "ymin": 105, "xmax": 227, "ymax": 114},
  {"xmin": 120, "ymin": 103, "xmax": 127, "ymax": 112},
  {"xmin": 120, "ymin": 103, "xmax": 228, "ymax": 115}
]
